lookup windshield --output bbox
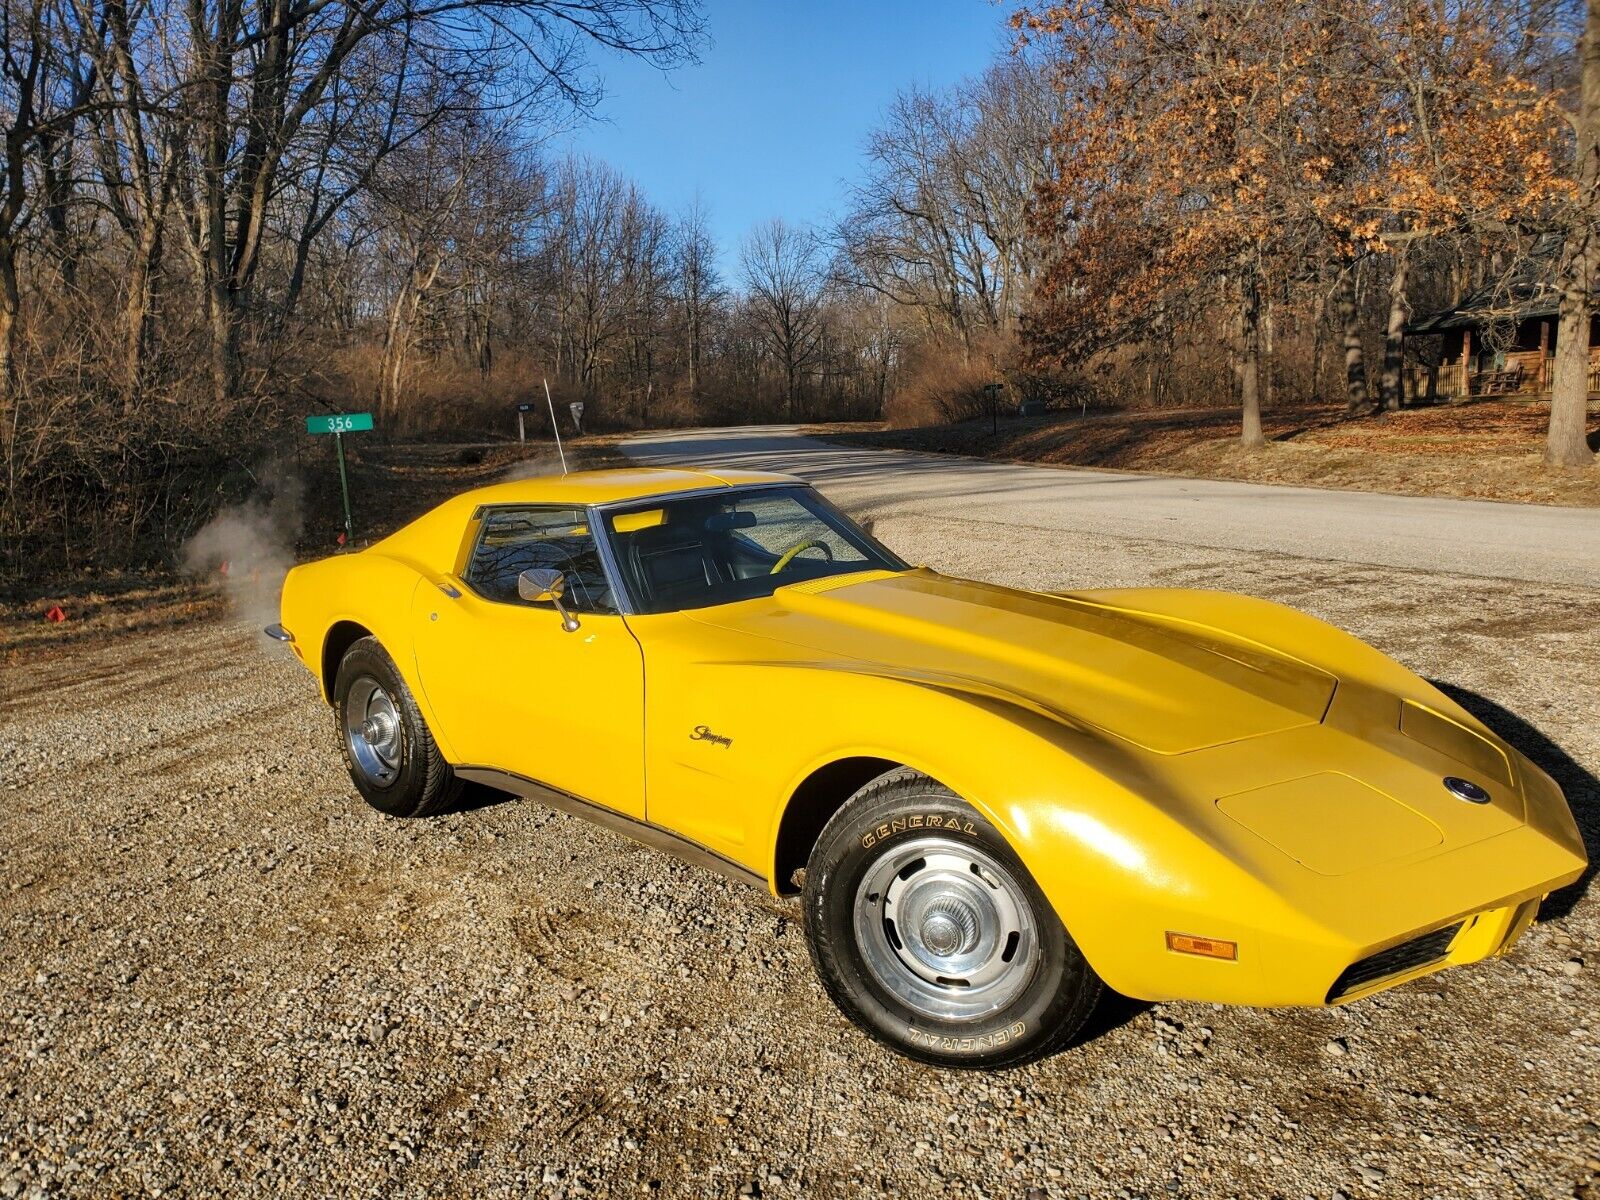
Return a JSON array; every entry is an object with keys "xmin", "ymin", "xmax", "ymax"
[{"xmin": 602, "ymin": 486, "xmax": 907, "ymax": 613}]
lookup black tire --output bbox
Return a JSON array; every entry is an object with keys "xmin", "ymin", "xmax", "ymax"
[
  {"xmin": 332, "ymin": 636, "xmax": 461, "ymax": 818},
  {"xmin": 802, "ymin": 767, "xmax": 1103, "ymax": 1069}
]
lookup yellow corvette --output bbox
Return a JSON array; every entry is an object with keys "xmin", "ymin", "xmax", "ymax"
[{"xmin": 270, "ymin": 467, "xmax": 1585, "ymax": 1067}]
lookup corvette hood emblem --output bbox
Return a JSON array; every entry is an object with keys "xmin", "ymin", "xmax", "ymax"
[{"xmin": 1443, "ymin": 776, "xmax": 1491, "ymax": 804}]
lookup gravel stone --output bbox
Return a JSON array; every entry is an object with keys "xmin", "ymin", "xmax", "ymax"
[{"xmin": 1, "ymin": 502, "xmax": 1595, "ymax": 1198}]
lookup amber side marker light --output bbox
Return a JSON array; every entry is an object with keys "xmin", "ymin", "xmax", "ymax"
[{"xmin": 1166, "ymin": 932, "xmax": 1238, "ymax": 961}]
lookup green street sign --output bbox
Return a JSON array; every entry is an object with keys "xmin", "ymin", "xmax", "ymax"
[
  {"xmin": 306, "ymin": 412, "xmax": 373, "ymax": 435},
  {"xmin": 303, "ymin": 412, "xmax": 371, "ymax": 545}
]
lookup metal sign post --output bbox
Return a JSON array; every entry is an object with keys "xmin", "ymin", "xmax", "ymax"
[
  {"xmin": 306, "ymin": 412, "xmax": 374, "ymax": 544},
  {"xmin": 515, "ymin": 402, "xmax": 533, "ymax": 444},
  {"xmin": 983, "ymin": 382, "xmax": 1004, "ymax": 435},
  {"xmin": 569, "ymin": 401, "xmax": 585, "ymax": 435}
]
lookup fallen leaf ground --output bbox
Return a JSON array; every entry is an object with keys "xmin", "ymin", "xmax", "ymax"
[{"xmin": 813, "ymin": 401, "xmax": 1600, "ymax": 508}]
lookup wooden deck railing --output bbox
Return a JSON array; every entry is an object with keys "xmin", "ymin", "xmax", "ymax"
[{"xmin": 1404, "ymin": 358, "xmax": 1600, "ymax": 401}]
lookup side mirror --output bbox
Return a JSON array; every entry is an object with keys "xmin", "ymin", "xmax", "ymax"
[{"xmin": 517, "ymin": 568, "xmax": 579, "ymax": 632}]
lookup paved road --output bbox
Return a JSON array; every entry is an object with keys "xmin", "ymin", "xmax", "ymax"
[{"xmin": 624, "ymin": 425, "xmax": 1600, "ymax": 588}]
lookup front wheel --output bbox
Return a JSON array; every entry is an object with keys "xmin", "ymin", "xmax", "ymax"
[
  {"xmin": 333, "ymin": 636, "xmax": 460, "ymax": 818},
  {"xmin": 802, "ymin": 768, "xmax": 1102, "ymax": 1068}
]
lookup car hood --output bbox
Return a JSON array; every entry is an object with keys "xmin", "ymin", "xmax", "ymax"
[{"xmin": 692, "ymin": 569, "xmax": 1337, "ymax": 755}]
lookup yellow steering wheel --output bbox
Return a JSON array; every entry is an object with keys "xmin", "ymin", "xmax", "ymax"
[{"xmin": 770, "ymin": 538, "xmax": 834, "ymax": 574}]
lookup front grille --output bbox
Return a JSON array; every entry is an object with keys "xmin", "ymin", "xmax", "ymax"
[{"xmin": 1326, "ymin": 922, "xmax": 1464, "ymax": 1002}]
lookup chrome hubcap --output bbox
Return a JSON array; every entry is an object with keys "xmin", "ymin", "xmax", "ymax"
[
  {"xmin": 343, "ymin": 676, "xmax": 402, "ymax": 787},
  {"xmin": 853, "ymin": 835, "xmax": 1039, "ymax": 1022}
]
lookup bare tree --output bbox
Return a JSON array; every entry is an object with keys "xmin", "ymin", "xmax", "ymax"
[
  {"xmin": 741, "ymin": 218, "xmax": 826, "ymax": 419},
  {"xmin": 674, "ymin": 194, "xmax": 720, "ymax": 396},
  {"xmin": 836, "ymin": 59, "xmax": 1054, "ymax": 354},
  {"xmin": 158, "ymin": 0, "xmax": 702, "ymax": 405},
  {"xmin": 0, "ymin": 0, "xmax": 67, "ymax": 435}
]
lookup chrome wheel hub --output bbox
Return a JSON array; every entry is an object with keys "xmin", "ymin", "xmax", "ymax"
[
  {"xmin": 920, "ymin": 898, "xmax": 979, "ymax": 956},
  {"xmin": 359, "ymin": 712, "xmax": 396, "ymax": 747},
  {"xmin": 853, "ymin": 835, "xmax": 1039, "ymax": 1022},
  {"xmin": 343, "ymin": 677, "xmax": 402, "ymax": 787}
]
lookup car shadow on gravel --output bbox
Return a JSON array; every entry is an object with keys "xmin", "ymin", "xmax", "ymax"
[
  {"xmin": 1432, "ymin": 681, "xmax": 1598, "ymax": 923},
  {"xmin": 451, "ymin": 781, "xmax": 521, "ymax": 814},
  {"xmin": 1076, "ymin": 989, "xmax": 1153, "ymax": 1047}
]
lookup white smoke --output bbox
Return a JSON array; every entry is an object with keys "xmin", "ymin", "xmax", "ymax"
[
  {"xmin": 182, "ymin": 462, "xmax": 305, "ymax": 636},
  {"xmin": 498, "ymin": 452, "xmax": 584, "ymax": 482}
]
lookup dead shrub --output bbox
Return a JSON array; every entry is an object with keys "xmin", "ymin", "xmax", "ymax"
[{"xmin": 885, "ymin": 341, "xmax": 1001, "ymax": 428}]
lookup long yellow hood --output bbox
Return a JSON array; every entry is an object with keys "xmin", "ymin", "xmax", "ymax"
[{"xmin": 691, "ymin": 569, "xmax": 1337, "ymax": 755}]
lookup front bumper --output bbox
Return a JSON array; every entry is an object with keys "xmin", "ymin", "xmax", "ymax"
[
  {"xmin": 1033, "ymin": 782, "xmax": 1584, "ymax": 1009},
  {"xmin": 1324, "ymin": 895, "xmax": 1540, "ymax": 1004}
]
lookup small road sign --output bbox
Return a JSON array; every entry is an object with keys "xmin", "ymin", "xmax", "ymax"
[
  {"xmin": 304, "ymin": 412, "xmax": 373, "ymax": 544},
  {"xmin": 515, "ymin": 402, "xmax": 534, "ymax": 413},
  {"xmin": 306, "ymin": 412, "xmax": 373, "ymax": 435},
  {"xmin": 569, "ymin": 401, "xmax": 585, "ymax": 435}
]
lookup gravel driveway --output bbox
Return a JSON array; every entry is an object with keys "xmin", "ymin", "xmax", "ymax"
[{"xmin": 2, "ymin": 464, "xmax": 1596, "ymax": 1198}]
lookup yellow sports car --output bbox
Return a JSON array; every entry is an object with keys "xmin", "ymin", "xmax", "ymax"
[{"xmin": 270, "ymin": 467, "xmax": 1586, "ymax": 1067}]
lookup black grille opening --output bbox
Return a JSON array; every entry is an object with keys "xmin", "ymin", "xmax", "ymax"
[{"xmin": 1326, "ymin": 922, "xmax": 1464, "ymax": 1002}]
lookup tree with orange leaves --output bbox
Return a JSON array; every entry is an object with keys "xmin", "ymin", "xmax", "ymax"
[
  {"xmin": 1332, "ymin": 1, "xmax": 1572, "ymax": 415},
  {"xmin": 1017, "ymin": 0, "xmax": 1574, "ymax": 450}
]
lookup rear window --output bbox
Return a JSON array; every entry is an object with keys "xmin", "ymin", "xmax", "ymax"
[{"xmin": 462, "ymin": 506, "xmax": 616, "ymax": 613}]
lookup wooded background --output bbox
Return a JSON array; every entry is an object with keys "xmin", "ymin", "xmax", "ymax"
[{"xmin": 1, "ymin": 0, "xmax": 1595, "ymax": 579}]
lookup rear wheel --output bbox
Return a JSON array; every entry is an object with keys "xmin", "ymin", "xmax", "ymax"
[
  {"xmin": 333, "ymin": 636, "xmax": 460, "ymax": 818},
  {"xmin": 802, "ymin": 768, "xmax": 1102, "ymax": 1068}
]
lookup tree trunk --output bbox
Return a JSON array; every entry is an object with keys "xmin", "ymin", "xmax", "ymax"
[
  {"xmin": 1262, "ymin": 297, "xmax": 1275, "ymax": 412},
  {"xmin": 1240, "ymin": 276, "xmax": 1266, "ymax": 449},
  {"xmin": 122, "ymin": 220, "xmax": 163, "ymax": 413},
  {"xmin": 380, "ymin": 282, "xmax": 411, "ymax": 419},
  {"xmin": 1550, "ymin": 251, "xmax": 1596, "ymax": 465},
  {"xmin": 1380, "ymin": 248, "xmax": 1410, "ymax": 411},
  {"xmin": 1548, "ymin": 0, "xmax": 1600, "ymax": 467},
  {"xmin": 0, "ymin": 242, "xmax": 16, "ymax": 459},
  {"xmin": 1310, "ymin": 291, "xmax": 1326, "ymax": 406},
  {"xmin": 38, "ymin": 129, "xmax": 78, "ymax": 293},
  {"xmin": 280, "ymin": 237, "xmax": 313, "ymax": 335},
  {"xmin": 1334, "ymin": 264, "xmax": 1370, "ymax": 412},
  {"xmin": 687, "ymin": 306, "xmax": 700, "ymax": 395},
  {"xmin": 208, "ymin": 287, "xmax": 241, "ymax": 406}
]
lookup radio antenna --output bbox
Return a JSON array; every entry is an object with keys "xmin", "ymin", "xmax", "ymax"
[{"xmin": 543, "ymin": 377, "xmax": 568, "ymax": 475}]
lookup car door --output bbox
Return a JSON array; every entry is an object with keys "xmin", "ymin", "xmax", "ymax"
[{"xmin": 411, "ymin": 504, "xmax": 645, "ymax": 819}]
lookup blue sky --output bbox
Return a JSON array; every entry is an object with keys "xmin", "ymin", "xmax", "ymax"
[{"xmin": 555, "ymin": 0, "xmax": 1011, "ymax": 272}]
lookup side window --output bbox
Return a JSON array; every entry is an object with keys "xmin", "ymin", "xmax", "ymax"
[{"xmin": 462, "ymin": 506, "xmax": 616, "ymax": 614}]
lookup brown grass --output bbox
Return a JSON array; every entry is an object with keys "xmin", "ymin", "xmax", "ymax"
[{"xmin": 813, "ymin": 400, "xmax": 1600, "ymax": 507}]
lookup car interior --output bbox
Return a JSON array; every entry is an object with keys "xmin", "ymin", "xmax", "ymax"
[
  {"xmin": 463, "ymin": 489, "xmax": 900, "ymax": 617},
  {"xmin": 607, "ymin": 489, "xmax": 896, "ymax": 613}
]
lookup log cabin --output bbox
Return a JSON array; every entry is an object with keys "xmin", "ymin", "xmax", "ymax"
[{"xmin": 1405, "ymin": 279, "xmax": 1600, "ymax": 403}]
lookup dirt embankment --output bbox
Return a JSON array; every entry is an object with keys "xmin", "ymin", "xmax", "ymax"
[{"xmin": 815, "ymin": 402, "xmax": 1600, "ymax": 507}]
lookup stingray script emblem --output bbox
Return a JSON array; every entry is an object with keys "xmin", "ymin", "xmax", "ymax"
[{"xmin": 690, "ymin": 724, "xmax": 733, "ymax": 749}]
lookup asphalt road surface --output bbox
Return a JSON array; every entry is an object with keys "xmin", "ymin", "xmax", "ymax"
[{"xmin": 623, "ymin": 426, "xmax": 1600, "ymax": 588}]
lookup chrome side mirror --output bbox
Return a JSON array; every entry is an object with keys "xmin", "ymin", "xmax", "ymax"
[{"xmin": 518, "ymin": 568, "xmax": 580, "ymax": 632}]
